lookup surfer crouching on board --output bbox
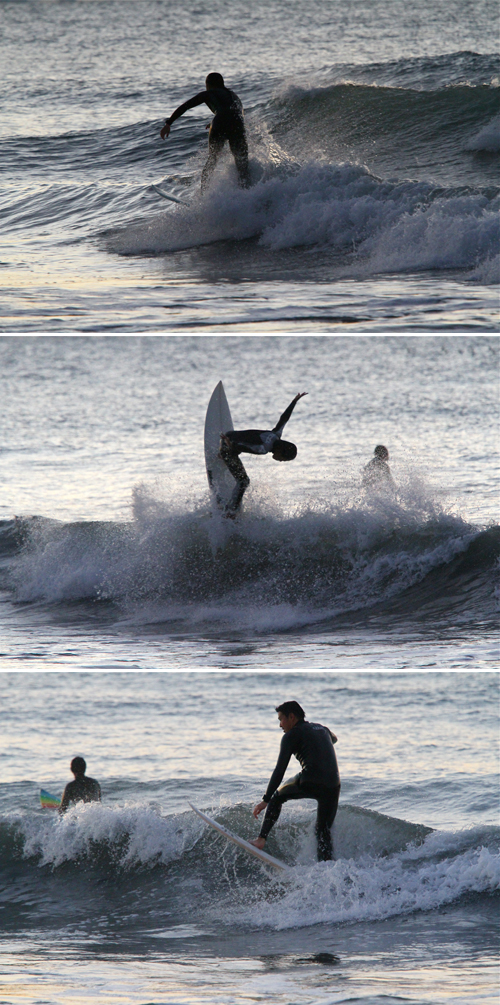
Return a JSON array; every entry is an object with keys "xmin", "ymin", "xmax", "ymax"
[
  {"xmin": 219, "ymin": 392, "xmax": 307, "ymax": 516},
  {"xmin": 59, "ymin": 757, "xmax": 101, "ymax": 814},
  {"xmin": 160, "ymin": 72, "xmax": 250, "ymax": 190},
  {"xmin": 251, "ymin": 701, "xmax": 340, "ymax": 861}
]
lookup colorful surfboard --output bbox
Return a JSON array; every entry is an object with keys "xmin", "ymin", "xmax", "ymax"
[{"xmin": 40, "ymin": 789, "xmax": 61, "ymax": 809}]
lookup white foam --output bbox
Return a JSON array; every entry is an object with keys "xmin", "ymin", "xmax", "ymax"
[{"xmin": 110, "ymin": 160, "xmax": 499, "ymax": 281}]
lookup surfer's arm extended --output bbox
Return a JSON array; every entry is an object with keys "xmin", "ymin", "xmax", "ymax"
[
  {"xmin": 161, "ymin": 91, "xmax": 209, "ymax": 139},
  {"xmin": 272, "ymin": 392, "xmax": 307, "ymax": 436}
]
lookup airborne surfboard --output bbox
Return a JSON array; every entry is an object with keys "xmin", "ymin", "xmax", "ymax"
[
  {"xmin": 189, "ymin": 802, "xmax": 288, "ymax": 872},
  {"xmin": 152, "ymin": 184, "xmax": 187, "ymax": 205},
  {"xmin": 204, "ymin": 381, "xmax": 236, "ymax": 512}
]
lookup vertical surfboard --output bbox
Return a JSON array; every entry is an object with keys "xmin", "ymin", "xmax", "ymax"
[{"xmin": 204, "ymin": 381, "xmax": 235, "ymax": 511}]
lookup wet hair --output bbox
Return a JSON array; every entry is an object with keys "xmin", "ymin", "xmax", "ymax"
[
  {"xmin": 374, "ymin": 445, "xmax": 389, "ymax": 460},
  {"xmin": 275, "ymin": 701, "xmax": 305, "ymax": 720},
  {"xmin": 71, "ymin": 756, "xmax": 86, "ymax": 775},
  {"xmin": 273, "ymin": 440, "xmax": 297, "ymax": 461},
  {"xmin": 206, "ymin": 72, "xmax": 225, "ymax": 89}
]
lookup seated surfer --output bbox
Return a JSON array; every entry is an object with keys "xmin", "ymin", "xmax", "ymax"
[
  {"xmin": 251, "ymin": 701, "xmax": 340, "ymax": 862},
  {"xmin": 160, "ymin": 72, "xmax": 250, "ymax": 190},
  {"xmin": 59, "ymin": 756, "xmax": 101, "ymax": 814},
  {"xmin": 362, "ymin": 444, "xmax": 395, "ymax": 491},
  {"xmin": 219, "ymin": 392, "xmax": 307, "ymax": 516}
]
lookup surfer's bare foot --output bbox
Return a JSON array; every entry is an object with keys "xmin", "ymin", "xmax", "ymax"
[{"xmin": 250, "ymin": 837, "xmax": 266, "ymax": 850}]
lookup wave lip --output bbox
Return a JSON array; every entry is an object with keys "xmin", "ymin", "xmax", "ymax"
[
  {"xmin": 3, "ymin": 801, "xmax": 498, "ymax": 932},
  {"xmin": 6, "ymin": 503, "xmax": 499, "ymax": 632}
]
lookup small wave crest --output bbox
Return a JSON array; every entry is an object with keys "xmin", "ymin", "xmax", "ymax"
[
  {"xmin": 109, "ymin": 160, "xmax": 499, "ymax": 281},
  {"xmin": 5, "ymin": 801, "xmax": 499, "ymax": 929},
  {"xmin": 6, "ymin": 487, "xmax": 499, "ymax": 632}
]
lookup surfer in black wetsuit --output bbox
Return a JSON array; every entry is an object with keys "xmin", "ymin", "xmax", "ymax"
[
  {"xmin": 251, "ymin": 701, "xmax": 340, "ymax": 861},
  {"xmin": 160, "ymin": 72, "xmax": 250, "ymax": 190},
  {"xmin": 219, "ymin": 392, "xmax": 307, "ymax": 516},
  {"xmin": 362, "ymin": 444, "xmax": 395, "ymax": 491},
  {"xmin": 59, "ymin": 756, "xmax": 101, "ymax": 814}
]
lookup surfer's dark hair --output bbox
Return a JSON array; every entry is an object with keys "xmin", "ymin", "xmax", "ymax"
[
  {"xmin": 374, "ymin": 444, "xmax": 389, "ymax": 460},
  {"xmin": 274, "ymin": 440, "xmax": 297, "ymax": 460},
  {"xmin": 71, "ymin": 756, "xmax": 86, "ymax": 775},
  {"xmin": 206, "ymin": 72, "xmax": 224, "ymax": 88},
  {"xmin": 276, "ymin": 701, "xmax": 305, "ymax": 720}
]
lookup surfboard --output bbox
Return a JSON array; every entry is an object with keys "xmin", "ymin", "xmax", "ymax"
[
  {"xmin": 204, "ymin": 381, "xmax": 236, "ymax": 511},
  {"xmin": 152, "ymin": 184, "xmax": 187, "ymax": 205},
  {"xmin": 189, "ymin": 802, "xmax": 288, "ymax": 872},
  {"xmin": 40, "ymin": 788, "xmax": 61, "ymax": 809}
]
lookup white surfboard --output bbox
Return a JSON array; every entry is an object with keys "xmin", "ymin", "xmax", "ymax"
[
  {"xmin": 189, "ymin": 803, "xmax": 288, "ymax": 872},
  {"xmin": 204, "ymin": 381, "xmax": 236, "ymax": 511},
  {"xmin": 152, "ymin": 184, "xmax": 187, "ymax": 205}
]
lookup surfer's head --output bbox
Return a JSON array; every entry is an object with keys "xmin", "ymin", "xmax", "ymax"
[
  {"xmin": 276, "ymin": 701, "xmax": 305, "ymax": 732},
  {"xmin": 272, "ymin": 440, "xmax": 297, "ymax": 462},
  {"xmin": 374, "ymin": 444, "xmax": 389, "ymax": 460},
  {"xmin": 70, "ymin": 756, "xmax": 86, "ymax": 777},
  {"xmin": 206, "ymin": 72, "xmax": 225, "ymax": 90}
]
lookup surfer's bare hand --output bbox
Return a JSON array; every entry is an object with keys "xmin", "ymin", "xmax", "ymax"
[
  {"xmin": 294, "ymin": 392, "xmax": 308, "ymax": 402},
  {"xmin": 161, "ymin": 121, "xmax": 171, "ymax": 140},
  {"xmin": 253, "ymin": 800, "xmax": 267, "ymax": 819}
]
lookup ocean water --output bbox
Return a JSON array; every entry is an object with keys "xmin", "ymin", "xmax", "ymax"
[
  {"xmin": 1, "ymin": 671, "xmax": 499, "ymax": 1005},
  {"xmin": 1, "ymin": 0, "xmax": 499, "ymax": 331},
  {"xmin": 0, "ymin": 333, "xmax": 498, "ymax": 669}
]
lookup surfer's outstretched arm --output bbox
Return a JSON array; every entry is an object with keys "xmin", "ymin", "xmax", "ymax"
[
  {"xmin": 272, "ymin": 392, "xmax": 307, "ymax": 435},
  {"xmin": 161, "ymin": 91, "xmax": 208, "ymax": 139}
]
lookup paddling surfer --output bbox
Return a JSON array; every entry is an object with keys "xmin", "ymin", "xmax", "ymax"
[
  {"xmin": 219, "ymin": 392, "xmax": 307, "ymax": 516},
  {"xmin": 160, "ymin": 72, "xmax": 250, "ymax": 190},
  {"xmin": 59, "ymin": 757, "xmax": 101, "ymax": 813},
  {"xmin": 251, "ymin": 701, "xmax": 340, "ymax": 861}
]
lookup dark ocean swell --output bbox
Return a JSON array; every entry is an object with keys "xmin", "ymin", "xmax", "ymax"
[
  {"xmin": 2, "ymin": 502, "xmax": 499, "ymax": 633},
  {"xmin": 1, "ymin": 801, "xmax": 499, "ymax": 934}
]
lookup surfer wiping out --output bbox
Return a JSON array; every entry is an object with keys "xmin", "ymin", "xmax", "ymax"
[
  {"xmin": 218, "ymin": 391, "xmax": 307, "ymax": 516},
  {"xmin": 251, "ymin": 701, "xmax": 341, "ymax": 862},
  {"xmin": 160, "ymin": 72, "xmax": 250, "ymax": 190}
]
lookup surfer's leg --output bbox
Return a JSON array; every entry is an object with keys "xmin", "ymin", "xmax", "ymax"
[
  {"xmin": 314, "ymin": 784, "xmax": 340, "ymax": 861},
  {"xmin": 219, "ymin": 440, "xmax": 250, "ymax": 514},
  {"xmin": 201, "ymin": 118, "xmax": 225, "ymax": 191},
  {"xmin": 258, "ymin": 777, "xmax": 302, "ymax": 840},
  {"xmin": 228, "ymin": 125, "xmax": 250, "ymax": 188}
]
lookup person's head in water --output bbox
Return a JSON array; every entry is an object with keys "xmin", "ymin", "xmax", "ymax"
[
  {"xmin": 206, "ymin": 72, "xmax": 225, "ymax": 90},
  {"xmin": 70, "ymin": 756, "xmax": 86, "ymax": 777},
  {"xmin": 272, "ymin": 440, "xmax": 297, "ymax": 462},
  {"xmin": 374, "ymin": 445, "xmax": 389, "ymax": 460}
]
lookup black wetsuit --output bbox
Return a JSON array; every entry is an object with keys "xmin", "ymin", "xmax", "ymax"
[
  {"xmin": 259, "ymin": 720, "xmax": 340, "ymax": 861},
  {"xmin": 219, "ymin": 395, "xmax": 301, "ymax": 513},
  {"xmin": 168, "ymin": 86, "xmax": 249, "ymax": 189},
  {"xmin": 59, "ymin": 775, "xmax": 101, "ymax": 813},
  {"xmin": 362, "ymin": 456, "xmax": 394, "ymax": 490}
]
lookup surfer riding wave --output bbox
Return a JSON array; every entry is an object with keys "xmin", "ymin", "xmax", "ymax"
[
  {"xmin": 219, "ymin": 392, "xmax": 307, "ymax": 516},
  {"xmin": 160, "ymin": 72, "xmax": 250, "ymax": 190}
]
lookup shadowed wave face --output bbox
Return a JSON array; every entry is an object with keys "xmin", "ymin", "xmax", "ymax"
[{"xmin": 2, "ymin": 506, "xmax": 499, "ymax": 635}]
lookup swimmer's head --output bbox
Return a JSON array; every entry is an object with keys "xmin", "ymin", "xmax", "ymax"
[
  {"xmin": 206, "ymin": 72, "xmax": 225, "ymax": 89},
  {"xmin": 374, "ymin": 445, "xmax": 389, "ymax": 460},
  {"xmin": 273, "ymin": 440, "xmax": 297, "ymax": 462},
  {"xmin": 70, "ymin": 756, "xmax": 86, "ymax": 776}
]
